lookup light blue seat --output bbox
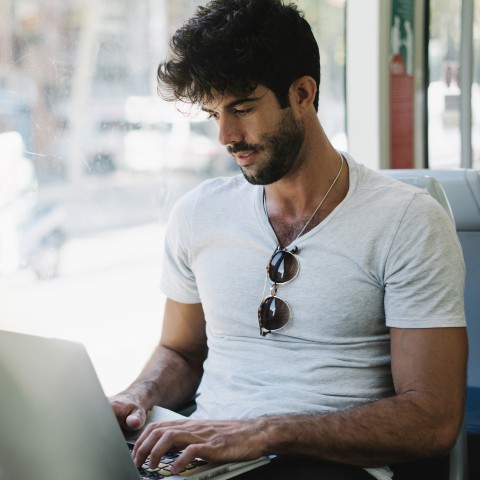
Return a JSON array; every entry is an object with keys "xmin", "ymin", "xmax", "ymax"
[
  {"xmin": 383, "ymin": 169, "xmax": 480, "ymax": 395},
  {"xmin": 382, "ymin": 169, "xmax": 477, "ymax": 480}
]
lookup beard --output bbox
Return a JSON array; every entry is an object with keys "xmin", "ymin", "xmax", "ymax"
[{"xmin": 227, "ymin": 108, "xmax": 305, "ymax": 185}]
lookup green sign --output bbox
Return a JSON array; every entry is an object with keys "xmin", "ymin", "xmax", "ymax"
[{"xmin": 390, "ymin": 0, "xmax": 415, "ymax": 75}]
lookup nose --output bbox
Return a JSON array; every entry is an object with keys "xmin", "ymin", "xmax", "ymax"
[{"xmin": 217, "ymin": 115, "xmax": 243, "ymax": 146}]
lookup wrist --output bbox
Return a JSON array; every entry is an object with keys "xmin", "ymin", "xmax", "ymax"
[
  {"xmin": 257, "ymin": 416, "xmax": 290, "ymax": 455},
  {"xmin": 259, "ymin": 414, "xmax": 309, "ymax": 456},
  {"xmin": 123, "ymin": 379, "xmax": 158, "ymax": 411}
]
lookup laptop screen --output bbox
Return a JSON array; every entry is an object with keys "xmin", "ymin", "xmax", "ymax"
[{"xmin": 0, "ymin": 330, "xmax": 140, "ymax": 480}]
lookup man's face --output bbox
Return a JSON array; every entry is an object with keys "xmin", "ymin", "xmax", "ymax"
[{"xmin": 202, "ymin": 87, "xmax": 305, "ymax": 185}]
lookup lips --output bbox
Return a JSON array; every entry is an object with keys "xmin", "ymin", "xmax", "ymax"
[{"xmin": 234, "ymin": 151, "xmax": 257, "ymax": 166}]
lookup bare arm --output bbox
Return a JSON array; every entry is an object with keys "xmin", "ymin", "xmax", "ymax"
[
  {"xmin": 261, "ymin": 327, "xmax": 468, "ymax": 465},
  {"xmin": 110, "ymin": 298, "xmax": 207, "ymax": 431},
  {"xmin": 133, "ymin": 326, "xmax": 468, "ymax": 472}
]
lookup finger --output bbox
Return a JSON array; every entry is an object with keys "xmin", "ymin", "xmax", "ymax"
[
  {"xmin": 109, "ymin": 398, "xmax": 146, "ymax": 431},
  {"xmin": 132, "ymin": 423, "xmax": 157, "ymax": 459},
  {"xmin": 171, "ymin": 444, "xmax": 208, "ymax": 475},
  {"xmin": 131, "ymin": 419, "xmax": 187, "ymax": 461},
  {"xmin": 109, "ymin": 398, "xmax": 130, "ymax": 421},
  {"xmin": 133, "ymin": 427, "xmax": 165, "ymax": 467},
  {"xmin": 148, "ymin": 429, "xmax": 193, "ymax": 468},
  {"xmin": 135, "ymin": 428, "xmax": 193, "ymax": 469},
  {"xmin": 125, "ymin": 408, "xmax": 146, "ymax": 430},
  {"xmin": 133, "ymin": 426, "xmax": 184, "ymax": 467}
]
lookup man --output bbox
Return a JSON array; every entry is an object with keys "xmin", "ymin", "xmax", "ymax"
[{"xmin": 110, "ymin": 1, "xmax": 467, "ymax": 479}]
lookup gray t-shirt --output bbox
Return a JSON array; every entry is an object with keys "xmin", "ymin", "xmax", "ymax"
[{"xmin": 160, "ymin": 153, "xmax": 466, "ymax": 420}]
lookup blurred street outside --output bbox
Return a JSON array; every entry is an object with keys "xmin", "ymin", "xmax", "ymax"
[
  {"xmin": 0, "ymin": 221, "xmax": 167, "ymax": 396},
  {"xmin": 0, "ymin": 169, "xmax": 222, "ymax": 395}
]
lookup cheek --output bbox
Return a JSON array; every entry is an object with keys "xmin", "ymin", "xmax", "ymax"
[{"xmin": 252, "ymin": 118, "xmax": 281, "ymax": 145}]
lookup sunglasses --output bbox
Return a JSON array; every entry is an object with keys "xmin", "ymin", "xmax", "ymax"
[{"xmin": 258, "ymin": 247, "xmax": 300, "ymax": 336}]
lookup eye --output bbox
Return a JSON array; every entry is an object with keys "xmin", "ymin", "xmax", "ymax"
[
  {"xmin": 207, "ymin": 112, "xmax": 219, "ymax": 121},
  {"xmin": 234, "ymin": 108, "xmax": 253, "ymax": 116}
]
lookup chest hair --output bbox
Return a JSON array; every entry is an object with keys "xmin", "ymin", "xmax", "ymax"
[{"xmin": 268, "ymin": 209, "xmax": 330, "ymax": 248}]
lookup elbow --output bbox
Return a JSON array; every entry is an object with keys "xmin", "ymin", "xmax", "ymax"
[
  {"xmin": 439, "ymin": 395, "xmax": 466, "ymax": 455},
  {"xmin": 424, "ymin": 409, "xmax": 465, "ymax": 458},
  {"xmin": 403, "ymin": 395, "xmax": 466, "ymax": 460},
  {"xmin": 434, "ymin": 419, "xmax": 464, "ymax": 457}
]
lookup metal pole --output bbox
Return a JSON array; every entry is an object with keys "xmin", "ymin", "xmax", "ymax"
[
  {"xmin": 459, "ymin": 0, "xmax": 474, "ymax": 168},
  {"xmin": 67, "ymin": 1, "xmax": 101, "ymax": 184}
]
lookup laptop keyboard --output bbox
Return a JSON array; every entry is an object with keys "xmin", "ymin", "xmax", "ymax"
[{"xmin": 129, "ymin": 446, "xmax": 210, "ymax": 479}]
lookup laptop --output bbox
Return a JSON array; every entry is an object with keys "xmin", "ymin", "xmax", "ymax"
[{"xmin": 0, "ymin": 330, "xmax": 270, "ymax": 480}]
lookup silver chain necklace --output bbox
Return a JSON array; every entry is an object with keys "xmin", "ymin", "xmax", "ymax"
[{"xmin": 263, "ymin": 153, "xmax": 344, "ymax": 246}]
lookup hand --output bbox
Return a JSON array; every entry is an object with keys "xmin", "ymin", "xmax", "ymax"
[
  {"xmin": 109, "ymin": 392, "xmax": 148, "ymax": 431},
  {"xmin": 132, "ymin": 418, "xmax": 269, "ymax": 474}
]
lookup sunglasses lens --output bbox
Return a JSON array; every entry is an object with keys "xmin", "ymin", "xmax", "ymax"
[
  {"xmin": 259, "ymin": 296, "xmax": 290, "ymax": 332},
  {"xmin": 268, "ymin": 250, "xmax": 299, "ymax": 284}
]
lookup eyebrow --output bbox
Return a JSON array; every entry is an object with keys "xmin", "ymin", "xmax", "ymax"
[{"xmin": 201, "ymin": 96, "xmax": 261, "ymax": 114}]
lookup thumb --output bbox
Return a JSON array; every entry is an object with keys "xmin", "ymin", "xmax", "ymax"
[{"xmin": 125, "ymin": 408, "xmax": 146, "ymax": 430}]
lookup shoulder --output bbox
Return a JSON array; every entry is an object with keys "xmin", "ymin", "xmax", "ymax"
[
  {"xmin": 168, "ymin": 174, "xmax": 258, "ymax": 229},
  {"xmin": 179, "ymin": 174, "xmax": 250, "ymax": 204},
  {"xmin": 351, "ymin": 157, "xmax": 423, "ymax": 197},
  {"xmin": 337, "ymin": 155, "xmax": 458, "ymax": 250},
  {"xmin": 345, "ymin": 154, "xmax": 446, "ymax": 216}
]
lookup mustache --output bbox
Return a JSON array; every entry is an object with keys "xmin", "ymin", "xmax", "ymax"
[{"xmin": 227, "ymin": 142, "xmax": 264, "ymax": 156}]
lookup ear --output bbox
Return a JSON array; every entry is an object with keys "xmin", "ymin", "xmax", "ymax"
[{"xmin": 288, "ymin": 76, "xmax": 317, "ymax": 113}]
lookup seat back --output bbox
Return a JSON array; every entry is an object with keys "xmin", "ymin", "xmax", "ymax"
[
  {"xmin": 382, "ymin": 169, "xmax": 480, "ymax": 390},
  {"xmin": 382, "ymin": 170, "xmax": 473, "ymax": 480}
]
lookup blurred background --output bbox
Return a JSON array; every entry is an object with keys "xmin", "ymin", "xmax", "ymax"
[
  {"xmin": 0, "ymin": 0, "xmax": 347, "ymax": 395},
  {"xmin": 0, "ymin": 0, "xmax": 479, "ymax": 395}
]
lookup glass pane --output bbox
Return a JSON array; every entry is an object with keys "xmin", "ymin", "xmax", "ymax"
[
  {"xmin": 428, "ymin": 0, "xmax": 463, "ymax": 169},
  {"xmin": 298, "ymin": 0, "xmax": 347, "ymax": 150},
  {"xmin": 474, "ymin": 0, "xmax": 480, "ymax": 168},
  {"xmin": 0, "ymin": 0, "xmax": 346, "ymax": 394}
]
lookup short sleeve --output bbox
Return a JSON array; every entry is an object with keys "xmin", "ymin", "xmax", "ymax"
[
  {"xmin": 160, "ymin": 192, "xmax": 202, "ymax": 304},
  {"xmin": 384, "ymin": 192, "xmax": 466, "ymax": 328}
]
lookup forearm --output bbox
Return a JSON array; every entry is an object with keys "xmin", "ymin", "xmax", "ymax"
[
  {"xmin": 262, "ymin": 327, "xmax": 468, "ymax": 466},
  {"xmin": 123, "ymin": 344, "xmax": 203, "ymax": 412},
  {"xmin": 262, "ymin": 392, "xmax": 463, "ymax": 466},
  {"xmin": 131, "ymin": 328, "xmax": 467, "ymax": 471}
]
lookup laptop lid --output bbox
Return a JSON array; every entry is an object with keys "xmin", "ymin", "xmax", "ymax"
[
  {"xmin": 0, "ymin": 331, "xmax": 271, "ymax": 480},
  {"xmin": 0, "ymin": 330, "xmax": 140, "ymax": 480}
]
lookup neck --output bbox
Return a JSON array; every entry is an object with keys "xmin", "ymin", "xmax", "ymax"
[
  {"xmin": 263, "ymin": 143, "xmax": 348, "ymax": 247},
  {"xmin": 265, "ymin": 139, "xmax": 346, "ymax": 212}
]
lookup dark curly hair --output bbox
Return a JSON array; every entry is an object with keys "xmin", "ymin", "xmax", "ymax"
[{"xmin": 157, "ymin": 0, "xmax": 321, "ymax": 111}]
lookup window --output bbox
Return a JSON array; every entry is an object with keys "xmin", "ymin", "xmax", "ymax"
[
  {"xmin": 298, "ymin": 0, "xmax": 347, "ymax": 149},
  {"xmin": 428, "ymin": 0, "xmax": 480, "ymax": 169},
  {"xmin": 0, "ymin": 0, "xmax": 346, "ymax": 395}
]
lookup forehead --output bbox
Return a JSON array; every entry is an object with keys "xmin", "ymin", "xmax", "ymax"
[{"xmin": 201, "ymin": 85, "xmax": 273, "ymax": 111}]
